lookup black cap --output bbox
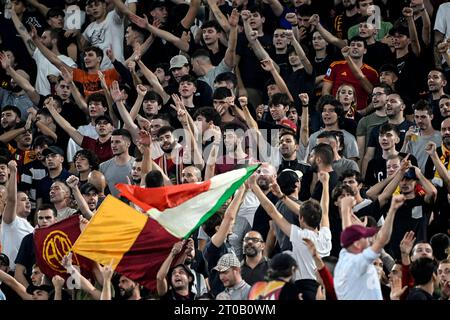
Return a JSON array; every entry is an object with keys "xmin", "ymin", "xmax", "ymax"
[
  {"xmin": 46, "ymin": 8, "xmax": 65, "ymax": 19},
  {"xmin": 94, "ymin": 115, "xmax": 113, "ymax": 125},
  {"xmin": 42, "ymin": 146, "xmax": 65, "ymax": 157},
  {"xmin": 80, "ymin": 183, "xmax": 99, "ymax": 195},
  {"xmin": 0, "ymin": 253, "xmax": 10, "ymax": 267},
  {"xmin": 403, "ymin": 167, "xmax": 418, "ymax": 180}
]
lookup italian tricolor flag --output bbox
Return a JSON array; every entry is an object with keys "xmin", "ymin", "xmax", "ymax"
[{"xmin": 72, "ymin": 165, "xmax": 259, "ymax": 289}]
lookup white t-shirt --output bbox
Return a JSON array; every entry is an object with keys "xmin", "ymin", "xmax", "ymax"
[
  {"xmin": 83, "ymin": 10, "xmax": 124, "ymax": 70},
  {"xmin": 237, "ymin": 191, "xmax": 260, "ymax": 227},
  {"xmin": 1, "ymin": 217, "xmax": 34, "ymax": 270},
  {"xmin": 334, "ymin": 247, "xmax": 382, "ymax": 300},
  {"xmin": 290, "ymin": 225, "xmax": 332, "ymax": 280},
  {"xmin": 33, "ymin": 49, "xmax": 77, "ymax": 96}
]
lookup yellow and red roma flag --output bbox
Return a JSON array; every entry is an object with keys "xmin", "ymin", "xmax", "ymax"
[
  {"xmin": 72, "ymin": 165, "xmax": 259, "ymax": 290},
  {"xmin": 34, "ymin": 215, "xmax": 91, "ymax": 279}
]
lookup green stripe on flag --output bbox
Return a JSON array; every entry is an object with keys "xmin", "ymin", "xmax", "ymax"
[{"xmin": 183, "ymin": 164, "xmax": 261, "ymax": 239}]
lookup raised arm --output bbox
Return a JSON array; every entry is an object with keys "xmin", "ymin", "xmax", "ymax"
[
  {"xmin": 0, "ymin": 52, "xmax": 40, "ymax": 105},
  {"xmin": 0, "ymin": 269, "xmax": 31, "ymax": 300},
  {"xmin": 99, "ymin": 261, "xmax": 114, "ymax": 300},
  {"xmin": 402, "ymin": 7, "xmax": 421, "ymax": 56},
  {"xmin": 318, "ymin": 171, "xmax": 330, "ymax": 228},
  {"xmin": 417, "ymin": 1, "xmax": 431, "ymax": 47},
  {"xmin": 223, "ymin": 9, "xmax": 239, "ymax": 68},
  {"xmin": 268, "ymin": 177, "xmax": 301, "ymax": 215},
  {"xmin": 341, "ymin": 46, "xmax": 373, "ymax": 94},
  {"xmin": 44, "ymin": 97, "xmax": 84, "ymax": 146},
  {"xmin": 60, "ymin": 67, "xmax": 89, "ymax": 115},
  {"xmin": 250, "ymin": 175, "xmax": 292, "ymax": 236},
  {"xmin": 115, "ymin": 84, "xmax": 146, "ymax": 143},
  {"xmin": 211, "ymin": 186, "xmax": 246, "ymax": 247},
  {"xmin": 264, "ymin": 0, "xmax": 283, "ymax": 16},
  {"xmin": 339, "ymin": 195, "xmax": 355, "ymax": 229},
  {"xmin": 260, "ymin": 58, "xmax": 293, "ymax": 101},
  {"xmin": 29, "ymin": 26, "xmax": 73, "ymax": 72},
  {"xmin": 3, "ymin": 161, "xmax": 18, "ymax": 224},
  {"xmin": 309, "ymin": 14, "xmax": 347, "ymax": 49},
  {"xmin": 371, "ymin": 195, "xmax": 405, "ymax": 253},
  {"xmin": 378, "ymin": 155, "xmax": 410, "ymax": 207},
  {"xmin": 177, "ymin": 107, "xmax": 205, "ymax": 170},
  {"xmin": 136, "ymin": 58, "xmax": 170, "ymax": 104},
  {"xmin": 426, "ymin": 141, "xmax": 450, "ymax": 193},
  {"xmin": 299, "ymin": 93, "xmax": 310, "ymax": 147},
  {"xmin": 181, "ymin": 0, "xmax": 200, "ymax": 30},
  {"xmin": 26, "ymin": 0, "xmax": 49, "ymax": 17},
  {"xmin": 156, "ymin": 241, "xmax": 184, "ymax": 296},
  {"xmin": 412, "ymin": 165, "xmax": 437, "ymax": 204},
  {"xmin": 287, "ymin": 30, "xmax": 313, "ymax": 75},
  {"xmin": 437, "ymin": 40, "xmax": 450, "ymax": 68},
  {"xmin": 66, "ymin": 175, "xmax": 93, "ymax": 220},
  {"xmin": 206, "ymin": 0, "xmax": 231, "ymax": 34},
  {"xmin": 10, "ymin": 7, "xmax": 37, "ymax": 56}
]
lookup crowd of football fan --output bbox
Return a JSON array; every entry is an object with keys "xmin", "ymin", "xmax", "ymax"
[{"xmin": 0, "ymin": 0, "xmax": 450, "ymax": 300}]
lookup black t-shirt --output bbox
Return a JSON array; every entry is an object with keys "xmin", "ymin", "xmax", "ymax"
[
  {"xmin": 333, "ymin": 13, "xmax": 361, "ymax": 40},
  {"xmin": 407, "ymin": 287, "xmax": 434, "ymax": 300},
  {"xmin": 286, "ymin": 68, "xmax": 316, "ymax": 108},
  {"xmin": 394, "ymin": 52, "xmax": 427, "ymax": 112},
  {"xmin": 14, "ymin": 232, "xmax": 35, "ymax": 279},
  {"xmin": 365, "ymin": 152, "xmax": 418, "ymax": 186},
  {"xmin": 364, "ymin": 41, "xmax": 395, "ymax": 72},
  {"xmin": 367, "ymin": 120, "xmax": 414, "ymax": 156},
  {"xmin": 161, "ymin": 289, "xmax": 195, "ymax": 301},
  {"xmin": 236, "ymin": 33, "xmax": 273, "ymax": 91},
  {"xmin": 381, "ymin": 196, "xmax": 430, "ymax": 259},
  {"xmin": 166, "ymin": 79, "xmax": 213, "ymax": 111},
  {"xmin": 188, "ymin": 41, "xmax": 227, "ymax": 67}
]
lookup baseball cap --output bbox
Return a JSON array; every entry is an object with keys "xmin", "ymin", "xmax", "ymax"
[
  {"xmin": 403, "ymin": 167, "xmax": 418, "ymax": 180},
  {"xmin": 0, "ymin": 253, "xmax": 10, "ymax": 267},
  {"xmin": 281, "ymin": 168, "xmax": 303, "ymax": 180},
  {"xmin": 42, "ymin": 146, "xmax": 64, "ymax": 157},
  {"xmin": 170, "ymin": 55, "xmax": 189, "ymax": 70},
  {"xmin": 94, "ymin": 115, "xmax": 113, "ymax": 125},
  {"xmin": 80, "ymin": 183, "xmax": 99, "ymax": 195},
  {"xmin": 340, "ymin": 225, "xmax": 379, "ymax": 248},
  {"xmin": 213, "ymin": 253, "xmax": 240, "ymax": 272}
]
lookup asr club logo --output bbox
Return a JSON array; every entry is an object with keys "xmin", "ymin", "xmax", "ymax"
[{"xmin": 42, "ymin": 230, "xmax": 80, "ymax": 273}]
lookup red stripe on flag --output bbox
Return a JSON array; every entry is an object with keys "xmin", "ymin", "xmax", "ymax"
[
  {"xmin": 116, "ymin": 180, "xmax": 211, "ymax": 212},
  {"xmin": 114, "ymin": 218, "xmax": 179, "ymax": 290}
]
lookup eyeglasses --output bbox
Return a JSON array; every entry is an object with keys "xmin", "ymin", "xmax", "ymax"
[{"xmin": 244, "ymin": 237, "xmax": 263, "ymax": 243}]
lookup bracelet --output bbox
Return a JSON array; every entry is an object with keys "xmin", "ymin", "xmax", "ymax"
[
  {"xmin": 302, "ymin": 104, "xmax": 308, "ymax": 107},
  {"xmin": 280, "ymin": 194, "xmax": 286, "ymax": 200}
]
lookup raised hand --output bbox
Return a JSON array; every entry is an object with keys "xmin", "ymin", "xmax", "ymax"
[
  {"xmin": 425, "ymin": 141, "xmax": 437, "ymax": 155},
  {"xmin": 203, "ymin": 123, "xmax": 222, "ymax": 143},
  {"xmin": 61, "ymin": 252, "xmax": 73, "ymax": 269},
  {"xmin": 177, "ymin": 108, "xmax": 188, "ymax": 126},
  {"xmin": 136, "ymin": 84, "xmax": 147, "ymax": 97},
  {"xmin": 129, "ymin": 13, "xmax": 150, "ymax": 29},
  {"xmin": 110, "ymin": 80, "xmax": 123, "ymax": 102},
  {"xmin": 0, "ymin": 51, "xmax": 11, "ymax": 70},
  {"xmin": 318, "ymin": 171, "xmax": 329, "ymax": 185},
  {"xmin": 284, "ymin": 29, "xmax": 294, "ymax": 42},
  {"xmin": 79, "ymin": 215, "xmax": 89, "ymax": 232},
  {"xmin": 299, "ymin": 93, "xmax": 309, "ymax": 106},
  {"xmin": 170, "ymin": 94, "xmax": 185, "ymax": 112},
  {"xmin": 105, "ymin": 46, "xmax": 115, "ymax": 62},
  {"xmin": 228, "ymin": 8, "xmax": 239, "ymax": 27},
  {"xmin": 390, "ymin": 194, "xmax": 406, "ymax": 211},
  {"xmin": 389, "ymin": 276, "xmax": 407, "ymax": 300},
  {"xmin": 241, "ymin": 10, "xmax": 251, "ymax": 21},
  {"xmin": 66, "ymin": 175, "xmax": 80, "ymax": 189},
  {"xmin": 248, "ymin": 30, "xmax": 258, "ymax": 42},
  {"xmin": 341, "ymin": 46, "xmax": 351, "ymax": 58},
  {"xmin": 402, "ymin": 7, "xmax": 414, "ymax": 18},
  {"xmin": 171, "ymin": 241, "xmax": 185, "ymax": 257},
  {"xmin": 127, "ymin": 60, "xmax": 136, "ymax": 72},
  {"xmin": 400, "ymin": 230, "xmax": 416, "ymax": 256},
  {"xmin": 238, "ymin": 96, "xmax": 248, "ymax": 107},
  {"xmin": 339, "ymin": 195, "xmax": 356, "ymax": 210},
  {"xmin": 400, "ymin": 154, "xmax": 411, "ymax": 173},
  {"xmin": 260, "ymin": 58, "xmax": 275, "ymax": 72},
  {"xmin": 61, "ymin": 67, "xmax": 73, "ymax": 83},
  {"xmin": 269, "ymin": 176, "xmax": 284, "ymax": 198},
  {"xmin": 437, "ymin": 40, "xmax": 450, "ymax": 54},
  {"xmin": 285, "ymin": 12, "xmax": 298, "ymax": 26},
  {"xmin": 308, "ymin": 14, "xmax": 320, "ymax": 27},
  {"xmin": 137, "ymin": 129, "xmax": 151, "ymax": 146},
  {"xmin": 100, "ymin": 260, "xmax": 115, "ymax": 281},
  {"xmin": 7, "ymin": 160, "xmax": 17, "ymax": 172},
  {"xmin": 52, "ymin": 275, "xmax": 65, "ymax": 289}
]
